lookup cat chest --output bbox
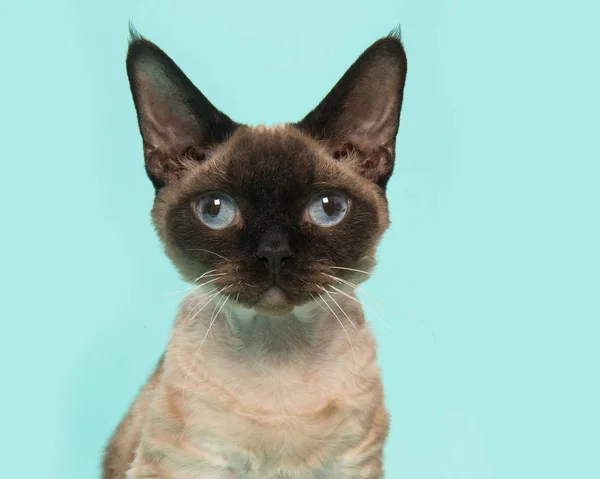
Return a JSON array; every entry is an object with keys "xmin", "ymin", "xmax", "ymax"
[
  {"xmin": 153, "ymin": 347, "xmax": 381, "ymax": 476},
  {"xmin": 175, "ymin": 397, "xmax": 367, "ymax": 476}
]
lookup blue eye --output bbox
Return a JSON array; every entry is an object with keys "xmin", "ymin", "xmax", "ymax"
[
  {"xmin": 306, "ymin": 192, "xmax": 349, "ymax": 227},
  {"xmin": 195, "ymin": 193, "xmax": 238, "ymax": 230}
]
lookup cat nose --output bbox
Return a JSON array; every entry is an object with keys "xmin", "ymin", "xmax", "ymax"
[{"xmin": 256, "ymin": 231, "xmax": 292, "ymax": 274}]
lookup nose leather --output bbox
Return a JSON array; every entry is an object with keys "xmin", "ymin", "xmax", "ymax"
[{"xmin": 256, "ymin": 229, "xmax": 292, "ymax": 275}]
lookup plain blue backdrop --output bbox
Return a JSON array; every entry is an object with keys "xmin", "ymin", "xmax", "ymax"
[{"xmin": 1, "ymin": 0, "xmax": 598, "ymax": 478}]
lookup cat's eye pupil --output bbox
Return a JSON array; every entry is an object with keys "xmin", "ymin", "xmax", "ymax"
[
  {"xmin": 322, "ymin": 197, "xmax": 336, "ymax": 216},
  {"xmin": 205, "ymin": 199, "xmax": 221, "ymax": 217}
]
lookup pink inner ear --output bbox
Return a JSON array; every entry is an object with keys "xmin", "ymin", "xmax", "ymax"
[
  {"xmin": 138, "ymin": 88, "xmax": 202, "ymax": 157},
  {"xmin": 337, "ymin": 77, "xmax": 402, "ymax": 154},
  {"xmin": 357, "ymin": 144, "xmax": 394, "ymax": 182},
  {"xmin": 127, "ymin": 39, "xmax": 240, "ymax": 189},
  {"xmin": 332, "ymin": 140, "xmax": 394, "ymax": 179}
]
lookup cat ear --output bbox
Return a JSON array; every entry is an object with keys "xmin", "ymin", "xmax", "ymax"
[
  {"xmin": 126, "ymin": 31, "xmax": 238, "ymax": 189},
  {"xmin": 296, "ymin": 32, "xmax": 407, "ymax": 189}
]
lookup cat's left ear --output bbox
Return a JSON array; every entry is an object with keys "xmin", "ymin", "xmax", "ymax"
[
  {"xmin": 296, "ymin": 32, "xmax": 407, "ymax": 190},
  {"xmin": 126, "ymin": 31, "xmax": 239, "ymax": 190}
]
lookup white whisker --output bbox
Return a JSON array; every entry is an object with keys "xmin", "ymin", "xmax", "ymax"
[
  {"xmin": 310, "ymin": 293, "xmax": 328, "ymax": 314},
  {"xmin": 181, "ymin": 294, "xmax": 231, "ymax": 418},
  {"xmin": 326, "ymin": 273, "xmax": 393, "ymax": 315},
  {"xmin": 316, "ymin": 285, "xmax": 357, "ymax": 330},
  {"xmin": 326, "ymin": 272, "xmax": 435, "ymax": 339},
  {"xmin": 328, "ymin": 284, "xmax": 391, "ymax": 331},
  {"xmin": 323, "ymin": 273, "xmax": 358, "ymax": 288},
  {"xmin": 191, "ymin": 276, "xmax": 223, "ymax": 290},
  {"xmin": 187, "ymin": 248, "xmax": 232, "ymax": 262},
  {"xmin": 328, "ymin": 266, "xmax": 404, "ymax": 285},
  {"xmin": 151, "ymin": 286, "xmax": 218, "ymax": 325},
  {"xmin": 164, "ymin": 275, "xmax": 225, "ymax": 297},
  {"xmin": 201, "ymin": 294, "xmax": 230, "ymax": 350},
  {"xmin": 166, "ymin": 276, "xmax": 224, "ymax": 300},
  {"xmin": 180, "ymin": 277, "xmax": 228, "ymax": 311},
  {"xmin": 316, "ymin": 292, "xmax": 355, "ymax": 363},
  {"xmin": 192, "ymin": 269, "xmax": 219, "ymax": 282},
  {"xmin": 329, "ymin": 266, "xmax": 372, "ymax": 276},
  {"xmin": 183, "ymin": 285, "xmax": 231, "ymax": 327}
]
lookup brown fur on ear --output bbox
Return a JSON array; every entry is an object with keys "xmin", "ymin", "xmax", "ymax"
[
  {"xmin": 126, "ymin": 36, "xmax": 239, "ymax": 190},
  {"xmin": 296, "ymin": 33, "xmax": 407, "ymax": 190}
]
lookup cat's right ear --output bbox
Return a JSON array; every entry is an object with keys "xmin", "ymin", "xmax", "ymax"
[
  {"xmin": 296, "ymin": 32, "xmax": 407, "ymax": 190},
  {"xmin": 126, "ymin": 32, "xmax": 238, "ymax": 190}
]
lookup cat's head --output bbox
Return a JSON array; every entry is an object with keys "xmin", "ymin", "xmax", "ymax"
[{"xmin": 126, "ymin": 30, "xmax": 407, "ymax": 316}]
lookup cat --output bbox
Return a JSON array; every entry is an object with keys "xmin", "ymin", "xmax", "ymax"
[{"xmin": 103, "ymin": 26, "xmax": 407, "ymax": 479}]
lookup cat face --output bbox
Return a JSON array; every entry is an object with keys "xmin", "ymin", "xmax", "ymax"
[{"xmin": 126, "ymin": 30, "xmax": 407, "ymax": 316}]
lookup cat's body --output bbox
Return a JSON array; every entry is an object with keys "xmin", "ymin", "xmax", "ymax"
[
  {"xmin": 103, "ymin": 29, "xmax": 406, "ymax": 478},
  {"xmin": 105, "ymin": 290, "xmax": 387, "ymax": 478}
]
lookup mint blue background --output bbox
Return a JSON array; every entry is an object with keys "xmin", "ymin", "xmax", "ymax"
[{"xmin": 1, "ymin": 0, "xmax": 598, "ymax": 478}]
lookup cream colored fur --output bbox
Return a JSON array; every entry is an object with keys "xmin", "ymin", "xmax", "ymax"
[{"xmin": 108, "ymin": 284, "xmax": 389, "ymax": 478}]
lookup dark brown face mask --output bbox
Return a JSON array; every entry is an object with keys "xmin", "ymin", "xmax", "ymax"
[{"xmin": 126, "ymin": 28, "xmax": 407, "ymax": 314}]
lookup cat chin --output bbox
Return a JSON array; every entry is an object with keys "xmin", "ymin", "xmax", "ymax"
[
  {"xmin": 227, "ymin": 288, "xmax": 319, "ymax": 321},
  {"xmin": 252, "ymin": 286, "xmax": 295, "ymax": 317},
  {"xmin": 253, "ymin": 304, "xmax": 295, "ymax": 317}
]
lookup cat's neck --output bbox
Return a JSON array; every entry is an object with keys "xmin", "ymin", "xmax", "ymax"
[
  {"xmin": 167, "ymin": 289, "xmax": 378, "ymax": 421},
  {"xmin": 174, "ymin": 291, "xmax": 366, "ymax": 365},
  {"xmin": 223, "ymin": 302, "xmax": 328, "ymax": 357}
]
